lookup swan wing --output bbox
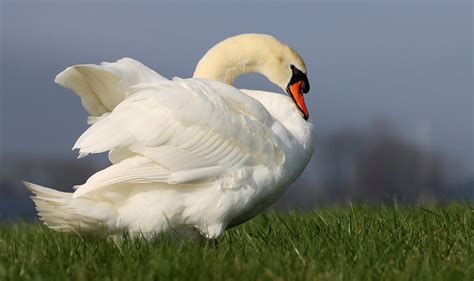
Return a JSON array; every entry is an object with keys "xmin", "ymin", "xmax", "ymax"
[
  {"xmin": 55, "ymin": 57, "xmax": 167, "ymax": 116},
  {"xmin": 72, "ymin": 78, "xmax": 282, "ymax": 198}
]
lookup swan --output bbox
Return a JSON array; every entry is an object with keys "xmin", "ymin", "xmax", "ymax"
[{"xmin": 24, "ymin": 33, "xmax": 315, "ymax": 240}]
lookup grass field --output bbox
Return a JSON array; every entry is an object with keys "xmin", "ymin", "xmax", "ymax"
[{"xmin": 0, "ymin": 204, "xmax": 472, "ymax": 281}]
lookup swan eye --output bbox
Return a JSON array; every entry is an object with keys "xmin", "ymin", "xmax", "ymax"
[{"xmin": 290, "ymin": 65, "xmax": 295, "ymax": 70}]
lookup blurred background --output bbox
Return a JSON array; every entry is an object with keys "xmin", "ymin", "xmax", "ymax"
[{"xmin": 1, "ymin": 0, "xmax": 472, "ymax": 220}]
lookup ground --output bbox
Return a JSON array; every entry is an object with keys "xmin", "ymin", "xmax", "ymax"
[{"xmin": 0, "ymin": 204, "xmax": 472, "ymax": 281}]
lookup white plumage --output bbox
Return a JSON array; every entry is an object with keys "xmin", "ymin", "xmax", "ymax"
[{"xmin": 25, "ymin": 34, "xmax": 315, "ymax": 239}]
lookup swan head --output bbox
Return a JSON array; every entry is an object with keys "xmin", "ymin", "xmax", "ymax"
[
  {"xmin": 261, "ymin": 45, "xmax": 310, "ymax": 120},
  {"xmin": 193, "ymin": 33, "xmax": 311, "ymax": 120}
]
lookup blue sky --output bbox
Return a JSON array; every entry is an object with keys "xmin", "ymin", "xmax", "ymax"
[{"xmin": 1, "ymin": 1, "xmax": 472, "ymax": 179}]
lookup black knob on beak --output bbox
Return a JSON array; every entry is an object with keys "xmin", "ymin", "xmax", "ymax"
[
  {"xmin": 301, "ymin": 77, "xmax": 310, "ymax": 94},
  {"xmin": 289, "ymin": 65, "xmax": 310, "ymax": 94}
]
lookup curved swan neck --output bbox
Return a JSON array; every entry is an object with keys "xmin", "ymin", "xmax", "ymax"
[
  {"xmin": 192, "ymin": 34, "xmax": 290, "ymax": 87},
  {"xmin": 194, "ymin": 56, "xmax": 262, "ymax": 85}
]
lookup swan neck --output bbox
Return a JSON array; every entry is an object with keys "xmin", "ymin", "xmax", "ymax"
[{"xmin": 192, "ymin": 39, "xmax": 268, "ymax": 85}]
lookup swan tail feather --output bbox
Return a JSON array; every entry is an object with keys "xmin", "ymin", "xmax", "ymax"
[{"xmin": 24, "ymin": 181, "xmax": 116, "ymax": 234}]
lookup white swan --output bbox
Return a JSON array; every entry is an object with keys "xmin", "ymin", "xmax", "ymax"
[{"xmin": 24, "ymin": 34, "xmax": 315, "ymax": 239}]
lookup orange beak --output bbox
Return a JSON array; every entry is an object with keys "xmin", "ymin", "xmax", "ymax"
[{"xmin": 288, "ymin": 80, "xmax": 309, "ymax": 120}]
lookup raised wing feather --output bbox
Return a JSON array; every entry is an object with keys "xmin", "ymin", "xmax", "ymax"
[
  {"xmin": 72, "ymin": 78, "xmax": 282, "ymax": 198},
  {"xmin": 55, "ymin": 57, "xmax": 166, "ymax": 116}
]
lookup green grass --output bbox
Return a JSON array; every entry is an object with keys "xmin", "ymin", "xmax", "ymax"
[{"xmin": 0, "ymin": 204, "xmax": 472, "ymax": 281}]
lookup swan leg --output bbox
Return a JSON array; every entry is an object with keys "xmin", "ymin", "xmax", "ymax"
[{"xmin": 198, "ymin": 223, "xmax": 226, "ymax": 240}]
